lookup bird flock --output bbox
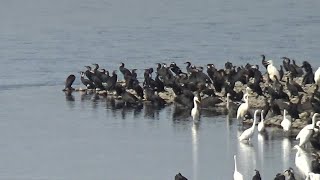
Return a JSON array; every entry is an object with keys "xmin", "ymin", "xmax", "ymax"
[{"xmin": 62, "ymin": 55, "xmax": 320, "ymax": 179}]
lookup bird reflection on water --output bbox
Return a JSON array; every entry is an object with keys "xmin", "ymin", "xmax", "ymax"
[
  {"xmin": 282, "ymin": 137, "xmax": 291, "ymax": 172},
  {"xmin": 191, "ymin": 121, "xmax": 200, "ymax": 180},
  {"xmin": 238, "ymin": 141, "xmax": 256, "ymax": 179},
  {"xmin": 143, "ymin": 102, "xmax": 164, "ymax": 120},
  {"xmin": 64, "ymin": 91, "xmax": 75, "ymax": 109},
  {"xmin": 173, "ymin": 105, "xmax": 226, "ymax": 121}
]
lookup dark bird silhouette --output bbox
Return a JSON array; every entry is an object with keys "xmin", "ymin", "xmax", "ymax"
[
  {"xmin": 301, "ymin": 61, "xmax": 315, "ymax": 85},
  {"xmin": 261, "ymin": 54, "xmax": 268, "ymax": 69},
  {"xmin": 286, "ymin": 77, "xmax": 299, "ymax": 97},
  {"xmin": 170, "ymin": 62, "xmax": 184, "ymax": 75},
  {"xmin": 279, "ymin": 65, "xmax": 284, "ymax": 81},
  {"xmin": 175, "ymin": 173, "xmax": 188, "ymax": 180},
  {"xmin": 274, "ymin": 173, "xmax": 285, "ymax": 180},
  {"xmin": 63, "ymin": 74, "xmax": 76, "ymax": 91},
  {"xmin": 99, "ymin": 69, "xmax": 110, "ymax": 83},
  {"xmin": 119, "ymin": 62, "xmax": 132, "ymax": 79},
  {"xmin": 154, "ymin": 73, "xmax": 165, "ymax": 92},
  {"xmin": 106, "ymin": 70, "xmax": 118, "ymax": 91},
  {"xmin": 133, "ymin": 80, "xmax": 144, "ymax": 99},
  {"xmin": 92, "ymin": 63, "xmax": 103, "ymax": 80},
  {"xmin": 252, "ymin": 169, "xmax": 261, "ymax": 180},
  {"xmin": 144, "ymin": 87, "xmax": 166, "ymax": 107},
  {"xmin": 292, "ymin": 59, "xmax": 303, "ymax": 77},
  {"xmin": 84, "ymin": 66, "xmax": 94, "ymax": 82},
  {"xmin": 79, "ymin": 71, "xmax": 95, "ymax": 89},
  {"xmin": 207, "ymin": 64, "xmax": 225, "ymax": 92},
  {"xmin": 115, "ymin": 84, "xmax": 141, "ymax": 107},
  {"xmin": 287, "ymin": 94, "xmax": 303, "ymax": 119}
]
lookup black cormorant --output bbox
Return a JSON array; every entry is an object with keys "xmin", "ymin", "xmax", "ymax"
[
  {"xmin": 79, "ymin": 71, "xmax": 95, "ymax": 89},
  {"xmin": 252, "ymin": 169, "xmax": 261, "ymax": 180},
  {"xmin": 175, "ymin": 173, "xmax": 188, "ymax": 180},
  {"xmin": 63, "ymin": 74, "xmax": 76, "ymax": 91}
]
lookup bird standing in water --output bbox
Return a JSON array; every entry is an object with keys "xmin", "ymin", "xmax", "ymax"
[
  {"xmin": 191, "ymin": 96, "xmax": 200, "ymax": 121},
  {"xmin": 233, "ymin": 155, "xmax": 244, "ymax": 180},
  {"xmin": 239, "ymin": 110, "xmax": 259, "ymax": 142}
]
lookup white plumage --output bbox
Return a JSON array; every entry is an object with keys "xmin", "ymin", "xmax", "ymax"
[
  {"xmin": 281, "ymin": 109, "xmax": 292, "ymax": 132},
  {"xmin": 296, "ymin": 113, "xmax": 319, "ymax": 147},
  {"xmin": 306, "ymin": 172, "xmax": 320, "ymax": 180},
  {"xmin": 267, "ymin": 60, "xmax": 280, "ymax": 82},
  {"xmin": 233, "ymin": 155, "xmax": 244, "ymax": 180},
  {"xmin": 242, "ymin": 87, "xmax": 250, "ymax": 101},
  {"xmin": 237, "ymin": 94, "xmax": 249, "ymax": 120},
  {"xmin": 258, "ymin": 110, "xmax": 265, "ymax": 132},
  {"xmin": 315, "ymin": 67, "xmax": 320, "ymax": 85},
  {"xmin": 294, "ymin": 145, "xmax": 312, "ymax": 178},
  {"xmin": 227, "ymin": 93, "xmax": 231, "ymax": 111},
  {"xmin": 239, "ymin": 109, "xmax": 259, "ymax": 142},
  {"xmin": 191, "ymin": 96, "xmax": 200, "ymax": 121}
]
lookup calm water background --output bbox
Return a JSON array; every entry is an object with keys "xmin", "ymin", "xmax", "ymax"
[{"xmin": 1, "ymin": 0, "xmax": 320, "ymax": 179}]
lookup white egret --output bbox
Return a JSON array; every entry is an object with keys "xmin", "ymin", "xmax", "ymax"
[
  {"xmin": 191, "ymin": 96, "xmax": 200, "ymax": 121},
  {"xmin": 237, "ymin": 94, "xmax": 249, "ymax": 120},
  {"xmin": 293, "ymin": 145, "xmax": 312, "ymax": 178},
  {"xmin": 296, "ymin": 113, "xmax": 319, "ymax": 147},
  {"xmin": 306, "ymin": 172, "xmax": 320, "ymax": 180},
  {"xmin": 227, "ymin": 93, "xmax": 231, "ymax": 111},
  {"xmin": 267, "ymin": 60, "xmax": 280, "ymax": 82},
  {"xmin": 315, "ymin": 67, "xmax": 320, "ymax": 85},
  {"xmin": 258, "ymin": 110, "xmax": 265, "ymax": 132},
  {"xmin": 281, "ymin": 109, "xmax": 292, "ymax": 132},
  {"xmin": 242, "ymin": 87, "xmax": 250, "ymax": 101},
  {"xmin": 233, "ymin": 155, "xmax": 244, "ymax": 180},
  {"xmin": 239, "ymin": 109, "xmax": 259, "ymax": 142}
]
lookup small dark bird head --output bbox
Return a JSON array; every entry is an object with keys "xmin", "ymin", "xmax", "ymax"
[
  {"xmin": 184, "ymin": 62, "xmax": 191, "ymax": 66},
  {"xmin": 92, "ymin": 63, "xmax": 99, "ymax": 69},
  {"xmin": 120, "ymin": 62, "xmax": 125, "ymax": 67},
  {"xmin": 84, "ymin": 66, "xmax": 91, "ymax": 70},
  {"xmin": 292, "ymin": 59, "xmax": 297, "ymax": 65},
  {"xmin": 170, "ymin": 62, "xmax": 176, "ymax": 67},
  {"xmin": 100, "ymin": 69, "xmax": 106, "ymax": 73},
  {"xmin": 282, "ymin": 57, "xmax": 290, "ymax": 63},
  {"xmin": 79, "ymin": 71, "xmax": 85, "ymax": 76},
  {"xmin": 132, "ymin": 69, "xmax": 137, "ymax": 73},
  {"xmin": 207, "ymin": 64, "xmax": 214, "ymax": 69}
]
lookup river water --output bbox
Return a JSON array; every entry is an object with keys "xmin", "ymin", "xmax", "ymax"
[{"xmin": 1, "ymin": 0, "xmax": 320, "ymax": 179}]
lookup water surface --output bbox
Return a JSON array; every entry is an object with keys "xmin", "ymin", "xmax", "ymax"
[{"xmin": 0, "ymin": 0, "xmax": 320, "ymax": 179}]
